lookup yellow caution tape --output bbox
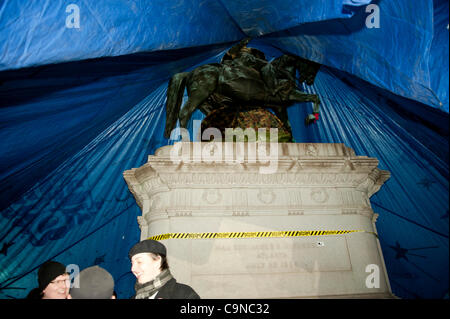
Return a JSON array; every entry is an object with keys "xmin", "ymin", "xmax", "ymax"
[{"xmin": 148, "ymin": 230, "xmax": 378, "ymax": 241}]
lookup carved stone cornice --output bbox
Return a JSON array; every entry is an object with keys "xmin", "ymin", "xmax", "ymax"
[
  {"xmin": 356, "ymin": 167, "xmax": 391, "ymax": 198},
  {"xmin": 123, "ymin": 143, "xmax": 390, "ymax": 220},
  {"xmin": 157, "ymin": 171, "xmax": 371, "ymax": 187},
  {"xmin": 123, "ymin": 162, "xmax": 170, "ymax": 210}
]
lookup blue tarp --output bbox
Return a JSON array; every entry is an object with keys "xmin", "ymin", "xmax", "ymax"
[{"xmin": 0, "ymin": 0, "xmax": 448, "ymax": 299}]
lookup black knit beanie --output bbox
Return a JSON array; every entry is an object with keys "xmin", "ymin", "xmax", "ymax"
[
  {"xmin": 128, "ymin": 239, "xmax": 166, "ymax": 259},
  {"xmin": 38, "ymin": 261, "xmax": 67, "ymax": 290},
  {"xmin": 69, "ymin": 266, "xmax": 114, "ymax": 299}
]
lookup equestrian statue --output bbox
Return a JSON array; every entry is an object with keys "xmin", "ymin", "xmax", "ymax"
[{"xmin": 164, "ymin": 38, "xmax": 321, "ymax": 140}]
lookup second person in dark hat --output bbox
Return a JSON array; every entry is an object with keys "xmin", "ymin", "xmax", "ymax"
[
  {"xmin": 26, "ymin": 260, "xmax": 70, "ymax": 299},
  {"xmin": 129, "ymin": 239, "xmax": 200, "ymax": 299}
]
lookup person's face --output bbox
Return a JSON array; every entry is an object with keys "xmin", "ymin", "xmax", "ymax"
[
  {"xmin": 42, "ymin": 273, "xmax": 70, "ymax": 299},
  {"xmin": 131, "ymin": 253, "xmax": 162, "ymax": 284}
]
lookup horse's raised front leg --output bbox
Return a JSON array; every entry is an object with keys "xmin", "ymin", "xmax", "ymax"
[{"xmin": 287, "ymin": 89, "xmax": 320, "ymax": 126}]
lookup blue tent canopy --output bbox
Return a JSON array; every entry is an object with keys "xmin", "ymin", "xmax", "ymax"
[{"xmin": 0, "ymin": 0, "xmax": 448, "ymax": 299}]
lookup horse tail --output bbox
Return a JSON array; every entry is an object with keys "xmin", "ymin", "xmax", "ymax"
[{"xmin": 164, "ymin": 72, "xmax": 189, "ymax": 138}]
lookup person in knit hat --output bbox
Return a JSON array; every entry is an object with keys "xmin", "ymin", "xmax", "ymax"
[
  {"xmin": 129, "ymin": 239, "xmax": 200, "ymax": 299},
  {"xmin": 26, "ymin": 260, "xmax": 70, "ymax": 299},
  {"xmin": 69, "ymin": 265, "xmax": 115, "ymax": 299}
]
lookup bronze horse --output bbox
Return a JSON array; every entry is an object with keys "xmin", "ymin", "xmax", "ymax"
[{"xmin": 164, "ymin": 46, "xmax": 321, "ymax": 139}]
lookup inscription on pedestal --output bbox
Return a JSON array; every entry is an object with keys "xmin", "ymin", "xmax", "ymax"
[{"xmin": 191, "ymin": 237, "xmax": 352, "ymax": 276}]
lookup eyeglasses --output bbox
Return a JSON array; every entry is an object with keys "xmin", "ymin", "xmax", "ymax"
[{"xmin": 50, "ymin": 278, "xmax": 71, "ymax": 285}]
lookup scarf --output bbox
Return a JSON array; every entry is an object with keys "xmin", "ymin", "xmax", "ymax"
[{"xmin": 134, "ymin": 269, "xmax": 173, "ymax": 299}]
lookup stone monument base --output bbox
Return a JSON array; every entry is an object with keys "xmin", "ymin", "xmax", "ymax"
[{"xmin": 124, "ymin": 142, "xmax": 395, "ymax": 298}]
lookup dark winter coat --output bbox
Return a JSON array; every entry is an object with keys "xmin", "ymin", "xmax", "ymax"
[{"xmin": 132, "ymin": 277, "xmax": 200, "ymax": 299}]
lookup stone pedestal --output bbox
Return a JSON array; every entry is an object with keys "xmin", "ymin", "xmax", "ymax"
[{"xmin": 123, "ymin": 142, "xmax": 394, "ymax": 298}]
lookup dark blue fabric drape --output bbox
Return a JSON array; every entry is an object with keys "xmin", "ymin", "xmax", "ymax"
[{"xmin": 0, "ymin": 0, "xmax": 447, "ymax": 299}]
